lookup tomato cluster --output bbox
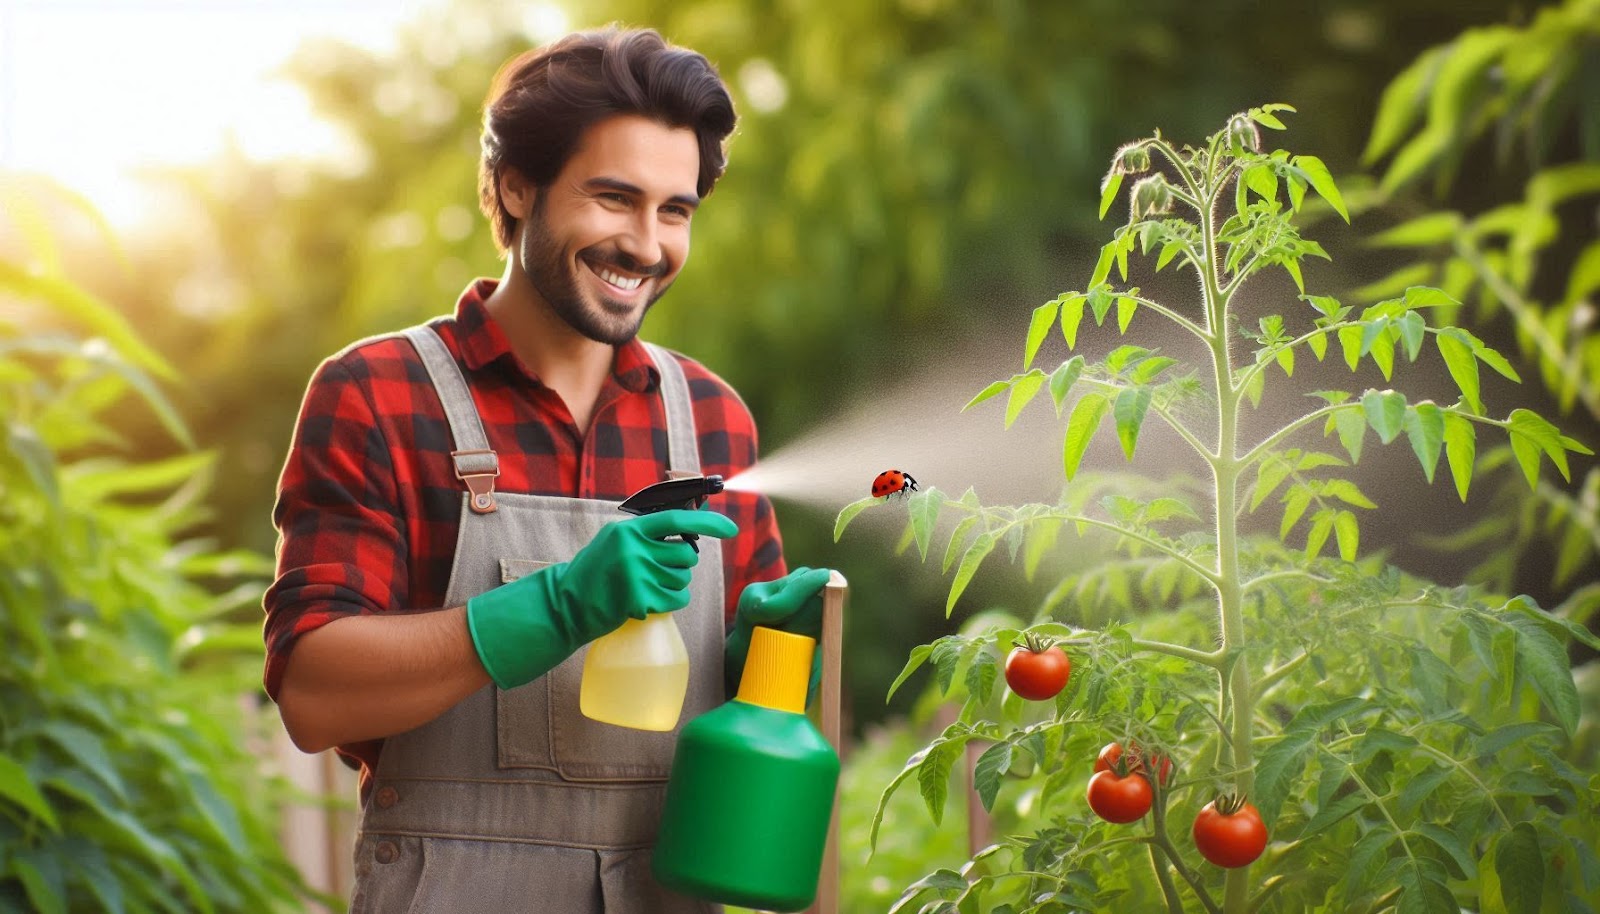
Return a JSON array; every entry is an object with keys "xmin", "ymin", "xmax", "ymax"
[{"xmin": 1084, "ymin": 742, "xmax": 1269, "ymax": 869}]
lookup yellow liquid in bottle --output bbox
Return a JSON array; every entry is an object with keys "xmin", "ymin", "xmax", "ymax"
[{"xmin": 580, "ymin": 615, "xmax": 690, "ymax": 731}]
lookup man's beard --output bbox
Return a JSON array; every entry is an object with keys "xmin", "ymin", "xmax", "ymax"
[{"xmin": 519, "ymin": 199, "xmax": 673, "ymax": 346}]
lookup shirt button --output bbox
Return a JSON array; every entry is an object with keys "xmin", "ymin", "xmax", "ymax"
[
  {"xmin": 375, "ymin": 787, "xmax": 399, "ymax": 809},
  {"xmin": 375, "ymin": 841, "xmax": 400, "ymax": 865}
]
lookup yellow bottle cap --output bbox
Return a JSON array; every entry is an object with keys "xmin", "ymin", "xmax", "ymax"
[{"xmin": 736, "ymin": 627, "xmax": 815, "ymax": 714}]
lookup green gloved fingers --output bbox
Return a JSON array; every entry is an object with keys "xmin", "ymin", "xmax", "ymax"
[
  {"xmin": 725, "ymin": 566, "xmax": 833, "ymax": 700},
  {"xmin": 467, "ymin": 508, "xmax": 739, "ymax": 690}
]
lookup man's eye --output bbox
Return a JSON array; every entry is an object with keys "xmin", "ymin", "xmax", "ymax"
[
  {"xmin": 600, "ymin": 193, "xmax": 630, "ymax": 204},
  {"xmin": 663, "ymin": 205, "xmax": 692, "ymax": 220}
]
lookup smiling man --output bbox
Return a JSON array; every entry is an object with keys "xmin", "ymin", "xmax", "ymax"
[{"xmin": 263, "ymin": 28, "xmax": 832, "ymax": 913}]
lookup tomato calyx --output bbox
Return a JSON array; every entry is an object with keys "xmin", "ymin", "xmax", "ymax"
[
  {"xmin": 1013, "ymin": 632, "xmax": 1055, "ymax": 654},
  {"xmin": 1211, "ymin": 791, "xmax": 1250, "ymax": 816}
]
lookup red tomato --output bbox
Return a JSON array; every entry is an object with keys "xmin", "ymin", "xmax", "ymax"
[
  {"xmin": 1086, "ymin": 770, "xmax": 1153, "ymax": 823},
  {"xmin": 1004, "ymin": 634, "xmax": 1071, "ymax": 701},
  {"xmin": 1192, "ymin": 796, "xmax": 1268, "ymax": 868},
  {"xmin": 1095, "ymin": 742, "xmax": 1175, "ymax": 787}
]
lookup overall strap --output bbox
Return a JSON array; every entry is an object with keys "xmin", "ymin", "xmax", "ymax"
[
  {"xmin": 643, "ymin": 342, "xmax": 701, "ymax": 476},
  {"xmin": 402, "ymin": 325, "xmax": 501, "ymax": 514}
]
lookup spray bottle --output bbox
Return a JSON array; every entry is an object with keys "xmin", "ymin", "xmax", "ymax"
[
  {"xmin": 652, "ymin": 625, "xmax": 840, "ymax": 911},
  {"xmin": 579, "ymin": 474, "xmax": 725, "ymax": 731}
]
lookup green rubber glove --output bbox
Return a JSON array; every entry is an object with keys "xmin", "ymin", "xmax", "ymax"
[
  {"xmin": 724, "ymin": 566, "xmax": 833, "ymax": 702},
  {"xmin": 466, "ymin": 509, "xmax": 739, "ymax": 689}
]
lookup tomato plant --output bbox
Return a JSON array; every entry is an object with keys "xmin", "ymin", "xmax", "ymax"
[
  {"xmin": 1193, "ymin": 795, "xmax": 1268, "ymax": 868},
  {"xmin": 1087, "ymin": 768, "xmax": 1153, "ymax": 824},
  {"xmin": 838, "ymin": 101, "xmax": 1598, "ymax": 914},
  {"xmin": 1004, "ymin": 632, "xmax": 1071, "ymax": 700}
]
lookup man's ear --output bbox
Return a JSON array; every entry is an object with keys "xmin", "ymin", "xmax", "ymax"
[{"xmin": 498, "ymin": 167, "xmax": 535, "ymax": 221}]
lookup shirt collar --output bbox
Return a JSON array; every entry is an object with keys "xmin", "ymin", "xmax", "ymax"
[{"xmin": 453, "ymin": 278, "xmax": 659, "ymax": 393}]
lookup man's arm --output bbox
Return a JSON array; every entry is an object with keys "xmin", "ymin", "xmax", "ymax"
[{"xmin": 275, "ymin": 607, "xmax": 488, "ymax": 754}]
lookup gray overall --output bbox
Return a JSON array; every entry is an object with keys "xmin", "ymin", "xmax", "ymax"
[{"xmin": 349, "ymin": 325, "xmax": 722, "ymax": 913}]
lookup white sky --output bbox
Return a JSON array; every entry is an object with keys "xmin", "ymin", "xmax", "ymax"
[{"xmin": 0, "ymin": 0, "xmax": 566, "ymax": 228}]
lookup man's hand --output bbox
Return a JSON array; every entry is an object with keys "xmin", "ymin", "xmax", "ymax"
[
  {"xmin": 468, "ymin": 509, "xmax": 739, "ymax": 690},
  {"xmin": 724, "ymin": 566, "xmax": 833, "ymax": 700}
]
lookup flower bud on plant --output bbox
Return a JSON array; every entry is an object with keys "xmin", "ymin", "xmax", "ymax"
[
  {"xmin": 1110, "ymin": 142, "xmax": 1152, "ymax": 175},
  {"xmin": 1129, "ymin": 175, "xmax": 1174, "ymax": 221},
  {"xmin": 1226, "ymin": 113, "xmax": 1262, "ymax": 154}
]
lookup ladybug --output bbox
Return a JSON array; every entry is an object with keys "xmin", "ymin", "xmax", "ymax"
[{"xmin": 871, "ymin": 469, "xmax": 919, "ymax": 499}]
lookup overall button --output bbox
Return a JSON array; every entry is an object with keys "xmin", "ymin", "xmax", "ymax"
[
  {"xmin": 375, "ymin": 841, "xmax": 400, "ymax": 865},
  {"xmin": 375, "ymin": 786, "xmax": 399, "ymax": 809}
]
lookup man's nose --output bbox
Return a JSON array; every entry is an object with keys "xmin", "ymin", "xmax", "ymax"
[{"xmin": 615, "ymin": 214, "xmax": 662, "ymax": 267}]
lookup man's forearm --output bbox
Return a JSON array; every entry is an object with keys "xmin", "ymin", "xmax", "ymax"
[{"xmin": 275, "ymin": 608, "xmax": 491, "ymax": 754}]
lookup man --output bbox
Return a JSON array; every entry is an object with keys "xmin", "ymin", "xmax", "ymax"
[{"xmin": 263, "ymin": 27, "xmax": 830, "ymax": 913}]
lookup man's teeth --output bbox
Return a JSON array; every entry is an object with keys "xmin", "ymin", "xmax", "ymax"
[{"xmin": 597, "ymin": 267, "xmax": 642, "ymax": 291}]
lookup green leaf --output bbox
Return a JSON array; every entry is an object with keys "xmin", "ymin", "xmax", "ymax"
[
  {"xmin": 886, "ymin": 645, "xmax": 933, "ymax": 702},
  {"xmin": 1059, "ymin": 294, "xmax": 1086, "ymax": 349},
  {"xmin": 1437, "ymin": 330, "xmax": 1482, "ymax": 413},
  {"xmin": 1564, "ymin": 240, "xmax": 1600, "ymax": 304},
  {"xmin": 1048, "ymin": 356, "xmax": 1085, "ymax": 417},
  {"xmin": 11, "ymin": 855, "xmax": 67, "ymax": 914},
  {"xmin": 973, "ymin": 742, "xmax": 1013, "ymax": 812},
  {"xmin": 1130, "ymin": 355, "xmax": 1176, "ymax": 384},
  {"xmin": 1301, "ymin": 793, "xmax": 1366, "ymax": 840},
  {"xmin": 1024, "ymin": 299, "xmax": 1060, "ymax": 369},
  {"xmin": 1473, "ymin": 341, "xmax": 1521, "ymax": 382},
  {"xmin": 1443, "ymin": 412, "xmax": 1476, "ymax": 501},
  {"xmin": 1507, "ymin": 408, "xmax": 1572, "ymax": 483},
  {"xmin": 833, "ymin": 496, "xmax": 882, "ymax": 541},
  {"xmin": 1339, "ymin": 324, "xmax": 1364, "ymax": 371},
  {"xmin": 1416, "ymin": 823, "xmax": 1477, "ymax": 880},
  {"xmin": 1113, "ymin": 386, "xmax": 1151, "ymax": 460},
  {"xmin": 1005, "ymin": 371, "xmax": 1046, "ymax": 429},
  {"xmin": 1293, "ymin": 155, "xmax": 1349, "ymax": 222},
  {"xmin": 0, "ymin": 756, "xmax": 59, "ymax": 830},
  {"xmin": 1396, "ymin": 869, "xmax": 1456, "ymax": 914},
  {"xmin": 1363, "ymin": 46, "xmax": 1437, "ymax": 162},
  {"xmin": 1308, "ymin": 330, "xmax": 1328, "ymax": 361},
  {"xmin": 1062, "ymin": 393, "xmax": 1109, "ymax": 481},
  {"xmin": 1494, "ymin": 824, "xmax": 1544, "ymax": 914},
  {"xmin": 1362, "ymin": 390, "xmax": 1406, "ymax": 444},
  {"xmin": 943, "ymin": 515, "xmax": 979, "ymax": 574},
  {"xmin": 1098, "ymin": 172, "xmax": 1123, "ymax": 220},
  {"xmin": 1333, "ymin": 407, "xmax": 1367, "ymax": 463},
  {"xmin": 963, "ymin": 380, "xmax": 1011, "ymax": 412},
  {"xmin": 948, "ymin": 533, "xmax": 996, "ymax": 615},
  {"xmin": 964, "ymin": 650, "xmax": 998, "ymax": 705},
  {"xmin": 1116, "ymin": 295, "xmax": 1137, "ymax": 333},
  {"xmin": 1090, "ymin": 243, "xmax": 1115, "ymax": 288},
  {"xmin": 1403, "ymin": 403, "xmax": 1445, "ymax": 483},
  {"xmin": 918, "ymin": 740, "xmax": 963, "ymax": 826},
  {"xmin": 1280, "ymin": 486, "xmax": 1313, "ymax": 539},
  {"xmin": 1089, "ymin": 286, "xmax": 1114, "ymax": 326},
  {"xmin": 1305, "ymin": 509, "xmax": 1335, "ymax": 559},
  {"xmin": 1254, "ymin": 730, "xmax": 1316, "ymax": 824},
  {"xmin": 1397, "ymin": 312, "xmax": 1426, "ymax": 361},
  {"xmin": 1333, "ymin": 510, "xmax": 1359, "ymax": 561},
  {"xmin": 1251, "ymin": 455, "xmax": 1291, "ymax": 511},
  {"xmin": 1509, "ymin": 615, "xmax": 1581, "ymax": 737},
  {"xmin": 1403, "ymin": 286, "xmax": 1457, "ymax": 309},
  {"xmin": 1325, "ymin": 479, "xmax": 1377, "ymax": 509},
  {"xmin": 1369, "ymin": 211, "xmax": 1462, "ymax": 247},
  {"xmin": 909, "ymin": 488, "xmax": 943, "ymax": 561}
]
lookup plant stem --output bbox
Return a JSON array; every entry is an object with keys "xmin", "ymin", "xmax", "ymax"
[
  {"xmin": 1149, "ymin": 795, "xmax": 1188, "ymax": 914},
  {"xmin": 1198, "ymin": 159, "xmax": 1255, "ymax": 914},
  {"xmin": 1132, "ymin": 638, "xmax": 1224, "ymax": 667}
]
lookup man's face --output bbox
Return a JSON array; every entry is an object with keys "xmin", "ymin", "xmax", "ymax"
[{"xmin": 517, "ymin": 115, "xmax": 700, "ymax": 346}]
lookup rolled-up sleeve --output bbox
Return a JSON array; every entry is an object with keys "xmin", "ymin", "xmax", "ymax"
[{"xmin": 262, "ymin": 356, "xmax": 407, "ymax": 701}]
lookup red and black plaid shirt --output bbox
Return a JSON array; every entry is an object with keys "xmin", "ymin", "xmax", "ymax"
[{"xmin": 263, "ymin": 278, "xmax": 786, "ymax": 776}]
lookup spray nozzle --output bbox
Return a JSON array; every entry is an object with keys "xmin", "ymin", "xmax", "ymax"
[{"xmin": 618, "ymin": 474, "xmax": 725, "ymax": 552}]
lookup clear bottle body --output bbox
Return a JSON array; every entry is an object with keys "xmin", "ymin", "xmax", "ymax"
[{"xmin": 579, "ymin": 613, "xmax": 689, "ymax": 731}]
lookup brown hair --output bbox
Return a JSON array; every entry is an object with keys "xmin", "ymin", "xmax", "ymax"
[{"xmin": 477, "ymin": 27, "xmax": 737, "ymax": 252}]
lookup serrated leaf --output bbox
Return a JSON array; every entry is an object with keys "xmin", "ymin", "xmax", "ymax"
[
  {"xmin": 1443, "ymin": 412, "xmax": 1476, "ymax": 501},
  {"xmin": 1416, "ymin": 823, "xmax": 1477, "ymax": 880},
  {"xmin": 1509, "ymin": 615, "xmax": 1581, "ymax": 737},
  {"xmin": 963, "ymin": 380, "xmax": 1011, "ymax": 412},
  {"xmin": 1301, "ymin": 793, "xmax": 1366, "ymax": 839},
  {"xmin": 1089, "ymin": 286, "xmax": 1115, "ymax": 326},
  {"xmin": 1115, "ymin": 295, "xmax": 1137, "ymax": 333},
  {"xmin": 1507, "ymin": 408, "xmax": 1572, "ymax": 483},
  {"xmin": 973, "ymin": 742, "xmax": 1013, "ymax": 812},
  {"xmin": 1025, "ymin": 300, "xmax": 1060, "ymax": 370},
  {"xmin": 1404, "ymin": 403, "xmax": 1445, "ymax": 482},
  {"xmin": 1048, "ymin": 356, "xmax": 1085, "ymax": 416},
  {"xmin": 1252, "ymin": 455, "xmax": 1292, "ymax": 511},
  {"xmin": 1280, "ymin": 486, "xmax": 1313, "ymax": 539},
  {"xmin": 909, "ymin": 489, "xmax": 943, "ymax": 561},
  {"xmin": 886, "ymin": 644, "xmax": 934, "ymax": 702},
  {"xmin": 1398, "ymin": 312, "xmax": 1426, "ymax": 361},
  {"xmin": 1437, "ymin": 330, "xmax": 1482, "ymax": 413},
  {"xmin": 834, "ymin": 496, "xmax": 882, "ymax": 541},
  {"xmin": 918, "ymin": 740, "xmax": 963, "ymax": 826},
  {"xmin": 1308, "ymin": 330, "xmax": 1328, "ymax": 360},
  {"xmin": 943, "ymin": 515, "xmax": 980, "ymax": 574},
  {"xmin": 1254, "ymin": 729, "xmax": 1316, "ymax": 824},
  {"xmin": 1099, "ymin": 172, "xmax": 1123, "ymax": 220},
  {"xmin": 1305, "ymin": 509, "xmax": 1335, "ymax": 558},
  {"xmin": 1062, "ymin": 393, "xmax": 1109, "ymax": 481},
  {"xmin": 1333, "ymin": 510, "xmax": 1359, "ymax": 561},
  {"xmin": 948, "ymin": 533, "xmax": 996, "ymax": 616},
  {"xmin": 1362, "ymin": 390, "xmax": 1406, "ymax": 444},
  {"xmin": 1397, "ymin": 869, "xmax": 1456, "ymax": 914},
  {"xmin": 965, "ymin": 651, "xmax": 998, "ymax": 705},
  {"xmin": 1059, "ymin": 294, "xmax": 1086, "ymax": 349},
  {"xmin": 1113, "ymin": 386, "xmax": 1151, "ymax": 460},
  {"xmin": 1339, "ymin": 324, "xmax": 1364, "ymax": 371},
  {"xmin": 1495, "ymin": 824, "xmax": 1543, "ymax": 914},
  {"xmin": 1294, "ymin": 154, "xmax": 1349, "ymax": 222},
  {"xmin": 1005, "ymin": 371, "xmax": 1046, "ymax": 429}
]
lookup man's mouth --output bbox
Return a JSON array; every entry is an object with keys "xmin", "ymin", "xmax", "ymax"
[{"xmin": 583, "ymin": 255, "xmax": 661, "ymax": 295}]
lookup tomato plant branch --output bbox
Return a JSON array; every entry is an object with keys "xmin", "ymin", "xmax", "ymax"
[
  {"xmin": 1124, "ymin": 294, "xmax": 1214, "ymax": 344},
  {"xmin": 1229, "ymin": 319, "xmax": 1367, "ymax": 394},
  {"xmin": 1410, "ymin": 742, "xmax": 1512, "ymax": 828},
  {"xmin": 1078, "ymin": 376, "xmax": 1217, "ymax": 462},
  {"xmin": 1131, "ymin": 638, "xmax": 1224, "ymax": 667},
  {"xmin": 1251, "ymin": 650, "xmax": 1308, "ymax": 701},
  {"xmin": 1237, "ymin": 403, "xmax": 1359, "ymax": 467},
  {"xmin": 1246, "ymin": 875, "xmax": 1289, "ymax": 914},
  {"xmin": 1241, "ymin": 568, "xmax": 1333, "ymax": 592},
  {"xmin": 1151, "ymin": 832, "xmax": 1224, "ymax": 914},
  {"xmin": 1148, "ymin": 797, "xmax": 1188, "ymax": 914},
  {"xmin": 1041, "ymin": 510, "xmax": 1223, "ymax": 587}
]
